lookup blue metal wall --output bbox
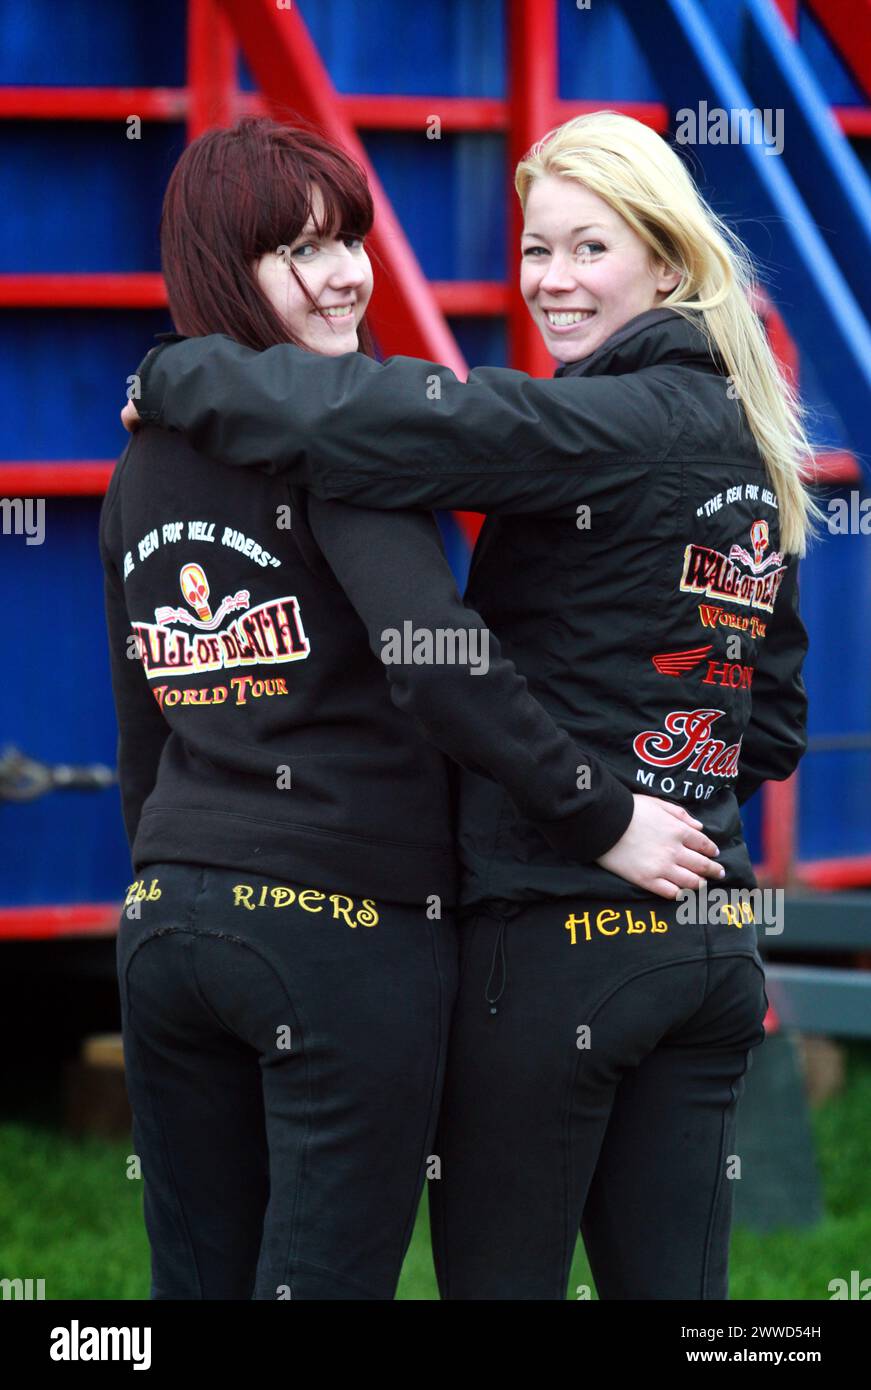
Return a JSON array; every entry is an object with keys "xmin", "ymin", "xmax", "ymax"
[{"xmin": 1, "ymin": 0, "xmax": 869, "ymax": 906}]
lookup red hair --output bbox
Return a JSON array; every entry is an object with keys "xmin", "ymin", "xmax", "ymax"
[{"xmin": 160, "ymin": 115, "xmax": 375, "ymax": 354}]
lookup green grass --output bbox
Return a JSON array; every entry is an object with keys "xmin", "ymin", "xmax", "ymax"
[{"xmin": 1, "ymin": 1043, "xmax": 869, "ymax": 1300}]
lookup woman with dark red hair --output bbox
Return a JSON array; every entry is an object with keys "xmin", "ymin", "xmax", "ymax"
[{"xmin": 101, "ymin": 117, "xmax": 717, "ymax": 1300}]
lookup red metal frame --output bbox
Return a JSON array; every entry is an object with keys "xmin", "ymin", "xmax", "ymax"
[
  {"xmin": 0, "ymin": 904, "xmax": 119, "ymax": 941},
  {"xmin": 289, "ymin": 94, "xmax": 510, "ymax": 132},
  {"xmin": 807, "ymin": 450, "xmax": 861, "ymax": 485},
  {"xmin": 0, "ymin": 442, "xmax": 858, "ymax": 505},
  {"xmin": 2, "ymin": 84, "xmax": 868, "ymax": 136},
  {"xmin": 0, "ymin": 463, "xmax": 113, "ymax": 494},
  {"xmin": 774, "ymin": 0, "xmax": 799, "ymax": 35},
  {"xmin": 796, "ymin": 855, "xmax": 871, "ymax": 890},
  {"xmin": 0, "ymin": 272, "xmax": 507, "ymax": 315},
  {"xmin": 187, "ymin": 0, "xmax": 236, "ymax": 140},
  {"xmin": 0, "ymin": 88, "xmax": 190, "ymax": 120},
  {"xmin": 760, "ymin": 775, "xmax": 800, "ymax": 886},
  {"xmin": 508, "ymin": 0, "xmax": 561, "ymax": 379},
  {"xmin": 806, "ymin": 0, "xmax": 871, "ymax": 102},
  {"xmin": 3, "ymin": 0, "xmax": 870, "ymax": 937},
  {"xmin": 0, "ymin": 273, "xmax": 165, "ymax": 307},
  {"xmin": 430, "ymin": 281, "xmax": 509, "ymax": 316}
]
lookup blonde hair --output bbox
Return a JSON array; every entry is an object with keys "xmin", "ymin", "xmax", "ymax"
[{"xmin": 516, "ymin": 110, "xmax": 824, "ymax": 555}]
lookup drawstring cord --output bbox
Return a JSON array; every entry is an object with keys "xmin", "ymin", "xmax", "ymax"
[{"xmin": 484, "ymin": 917, "xmax": 508, "ymax": 1014}]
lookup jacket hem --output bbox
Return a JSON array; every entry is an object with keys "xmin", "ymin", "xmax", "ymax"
[{"xmin": 133, "ymin": 810, "xmax": 458, "ymax": 908}]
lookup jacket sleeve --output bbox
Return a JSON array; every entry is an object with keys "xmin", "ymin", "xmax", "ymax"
[
  {"xmin": 735, "ymin": 560, "xmax": 809, "ymax": 806},
  {"xmin": 99, "ymin": 483, "xmax": 171, "ymax": 850},
  {"xmin": 134, "ymin": 335, "xmax": 678, "ymax": 516},
  {"xmin": 304, "ymin": 495, "xmax": 635, "ymax": 862}
]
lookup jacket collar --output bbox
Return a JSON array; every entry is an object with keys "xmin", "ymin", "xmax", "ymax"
[{"xmin": 553, "ymin": 306, "xmax": 724, "ymax": 379}]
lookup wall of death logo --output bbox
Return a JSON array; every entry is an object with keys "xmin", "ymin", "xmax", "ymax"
[{"xmin": 129, "ymin": 557, "xmax": 310, "ymax": 711}]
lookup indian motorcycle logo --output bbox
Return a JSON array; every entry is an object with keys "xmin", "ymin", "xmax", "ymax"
[
  {"xmin": 680, "ymin": 519, "xmax": 785, "ymax": 614},
  {"xmin": 633, "ymin": 708, "xmax": 742, "ymax": 778},
  {"xmin": 132, "ymin": 562, "xmax": 310, "ymax": 678}
]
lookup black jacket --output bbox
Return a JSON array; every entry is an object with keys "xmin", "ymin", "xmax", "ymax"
[
  {"xmin": 99, "ymin": 427, "xmax": 637, "ymax": 907},
  {"xmin": 131, "ymin": 307, "xmax": 810, "ymax": 903}
]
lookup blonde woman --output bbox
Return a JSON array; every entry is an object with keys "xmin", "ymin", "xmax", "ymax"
[{"xmin": 123, "ymin": 111, "xmax": 815, "ymax": 1299}]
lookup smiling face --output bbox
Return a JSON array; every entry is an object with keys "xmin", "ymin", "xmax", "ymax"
[
  {"xmin": 520, "ymin": 174, "xmax": 682, "ymax": 363},
  {"xmin": 253, "ymin": 185, "xmax": 373, "ymax": 355}
]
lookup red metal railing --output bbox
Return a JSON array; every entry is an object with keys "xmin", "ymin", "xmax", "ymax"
[
  {"xmin": 1, "ymin": 84, "xmax": 867, "ymax": 134},
  {"xmin": 2, "ymin": 0, "xmax": 869, "ymax": 940},
  {"xmin": 805, "ymin": 0, "xmax": 871, "ymax": 102},
  {"xmin": 0, "ymin": 905, "xmax": 119, "ymax": 941}
]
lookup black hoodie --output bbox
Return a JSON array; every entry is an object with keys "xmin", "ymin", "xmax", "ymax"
[
  {"xmin": 128, "ymin": 307, "xmax": 810, "ymax": 905},
  {"xmin": 99, "ymin": 425, "xmax": 636, "ymax": 908}
]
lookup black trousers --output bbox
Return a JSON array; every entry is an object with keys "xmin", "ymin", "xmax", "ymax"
[
  {"xmin": 428, "ymin": 894, "xmax": 769, "ymax": 1301},
  {"xmin": 116, "ymin": 861, "xmax": 458, "ymax": 1300}
]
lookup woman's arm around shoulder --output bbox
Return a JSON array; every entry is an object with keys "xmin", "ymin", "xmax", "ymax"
[
  {"xmin": 130, "ymin": 335, "xmax": 679, "ymax": 516},
  {"xmin": 305, "ymin": 494, "xmax": 723, "ymax": 897}
]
